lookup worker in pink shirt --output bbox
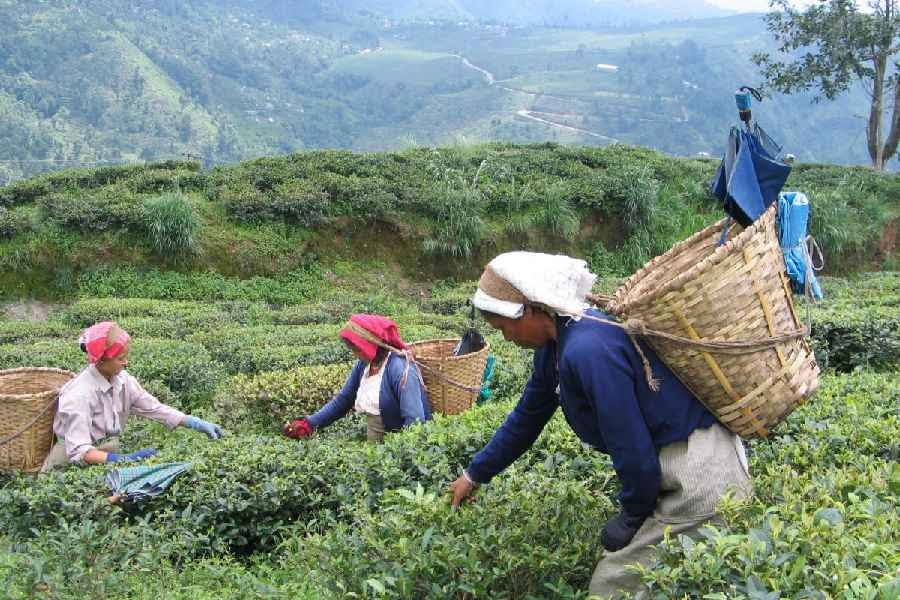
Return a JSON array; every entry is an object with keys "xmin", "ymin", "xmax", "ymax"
[{"xmin": 41, "ymin": 321, "xmax": 224, "ymax": 472}]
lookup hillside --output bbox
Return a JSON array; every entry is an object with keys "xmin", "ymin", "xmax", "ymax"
[
  {"xmin": 0, "ymin": 143, "xmax": 895, "ymax": 301},
  {"xmin": 0, "ymin": 1, "xmax": 882, "ymax": 185}
]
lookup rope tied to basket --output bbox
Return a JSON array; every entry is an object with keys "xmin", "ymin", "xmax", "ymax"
[
  {"xmin": 343, "ymin": 322, "xmax": 481, "ymax": 394},
  {"xmin": 585, "ymin": 293, "xmax": 809, "ymax": 353}
]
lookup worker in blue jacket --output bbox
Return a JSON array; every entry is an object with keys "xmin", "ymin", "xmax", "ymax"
[{"xmin": 448, "ymin": 252, "xmax": 751, "ymax": 598}]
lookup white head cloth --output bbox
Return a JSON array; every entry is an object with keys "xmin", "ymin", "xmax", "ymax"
[{"xmin": 472, "ymin": 251, "xmax": 597, "ymax": 319}]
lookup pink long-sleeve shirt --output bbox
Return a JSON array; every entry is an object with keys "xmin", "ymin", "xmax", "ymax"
[{"xmin": 53, "ymin": 365, "xmax": 186, "ymax": 463}]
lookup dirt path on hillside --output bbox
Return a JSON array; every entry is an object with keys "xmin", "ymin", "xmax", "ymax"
[{"xmin": 455, "ymin": 54, "xmax": 620, "ymax": 142}]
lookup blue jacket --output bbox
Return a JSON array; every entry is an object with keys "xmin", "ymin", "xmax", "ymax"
[
  {"xmin": 307, "ymin": 353, "xmax": 431, "ymax": 432},
  {"xmin": 467, "ymin": 310, "xmax": 717, "ymax": 518}
]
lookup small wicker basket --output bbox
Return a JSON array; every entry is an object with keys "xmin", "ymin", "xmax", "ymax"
[
  {"xmin": 606, "ymin": 205, "xmax": 819, "ymax": 438},
  {"xmin": 408, "ymin": 339, "xmax": 490, "ymax": 416},
  {"xmin": 0, "ymin": 367, "xmax": 74, "ymax": 473}
]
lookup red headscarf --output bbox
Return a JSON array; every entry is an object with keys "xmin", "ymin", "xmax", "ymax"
[
  {"xmin": 79, "ymin": 321, "xmax": 131, "ymax": 364},
  {"xmin": 339, "ymin": 314, "xmax": 406, "ymax": 363}
]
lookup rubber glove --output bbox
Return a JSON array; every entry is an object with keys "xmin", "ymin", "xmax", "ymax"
[
  {"xmin": 600, "ymin": 511, "xmax": 647, "ymax": 552},
  {"xmin": 184, "ymin": 416, "xmax": 224, "ymax": 439},
  {"xmin": 106, "ymin": 448, "xmax": 158, "ymax": 463},
  {"xmin": 282, "ymin": 418, "xmax": 314, "ymax": 439}
]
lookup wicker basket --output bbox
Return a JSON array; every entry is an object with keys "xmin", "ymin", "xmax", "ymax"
[
  {"xmin": 0, "ymin": 367, "xmax": 74, "ymax": 473},
  {"xmin": 409, "ymin": 339, "xmax": 490, "ymax": 416},
  {"xmin": 606, "ymin": 205, "xmax": 819, "ymax": 438}
]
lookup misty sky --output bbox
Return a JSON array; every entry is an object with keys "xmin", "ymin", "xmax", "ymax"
[{"xmin": 705, "ymin": 0, "xmax": 813, "ymax": 12}]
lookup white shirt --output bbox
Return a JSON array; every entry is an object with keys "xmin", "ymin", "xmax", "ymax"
[
  {"xmin": 53, "ymin": 365, "xmax": 186, "ymax": 463},
  {"xmin": 354, "ymin": 365, "xmax": 384, "ymax": 416}
]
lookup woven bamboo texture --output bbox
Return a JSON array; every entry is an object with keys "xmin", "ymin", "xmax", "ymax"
[
  {"xmin": 408, "ymin": 339, "xmax": 490, "ymax": 416},
  {"xmin": 607, "ymin": 205, "xmax": 819, "ymax": 438},
  {"xmin": 0, "ymin": 367, "xmax": 74, "ymax": 473}
]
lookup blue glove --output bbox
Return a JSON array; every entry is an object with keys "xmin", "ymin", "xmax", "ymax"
[
  {"xmin": 106, "ymin": 448, "xmax": 158, "ymax": 463},
  {"xmin": 184, "ymin": 416, "xmax": 224, "ymax": 440}
]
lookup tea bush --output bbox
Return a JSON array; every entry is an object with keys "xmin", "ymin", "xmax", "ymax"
[
  {"xmin": 640, "ymin": 371, "xmax": 900, "ymax": 598},
  {"xmin": 807, "ymin": 273, "xmax": 900, "ymax": 371},
  {"xmin": 75, "ymin": 265, "xmax": 322, "ymax": 304},
  {"xmin": 222, "ymin": 180, "xmax": 330, "ymax": 226},
  {"xmin": 0, "ymin": 206, "xmax": 30, "ymax": 239},
  {"xmin": 0, "ymin": 370, "xmax": 897, "ymax": 598},
  {"xmin": 39, "ymin": 187, "xmax": 145, "ymax": 231},
  {"xmin": 214, "ymin": 362, "xmax": 354, "ymax": 430}
]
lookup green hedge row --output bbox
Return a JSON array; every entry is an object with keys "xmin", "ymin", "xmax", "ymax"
[{"xmin": 0, "ymin": 371, "xmax": 895, "ymax": 599}]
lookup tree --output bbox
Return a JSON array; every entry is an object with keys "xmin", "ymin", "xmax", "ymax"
[{"xmin": 754, "ymin": 0, "xmax": 899, "ymax": 170}]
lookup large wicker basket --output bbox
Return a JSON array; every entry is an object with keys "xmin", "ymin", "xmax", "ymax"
[
  {"xmin": 0, "ymin": 367, "xmax": 74, "ymax": 473},
  {"xmin": 409, "ymin": 339, "xmax": 490, "ymax": 416},
  {"xmin": 606, "ymin": 205, "xmax": 819, "ymax": 438}
]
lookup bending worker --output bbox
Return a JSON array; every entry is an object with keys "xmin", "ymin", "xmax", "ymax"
[
  {"xmin": 41, "ymin": 321, "xmax": 224, "ymax": 472},
  {"xmin": 283, "ymin": 314, "xmax": 430, "ymax": 443},
  {"xmin": 448, "ymin": 252, "xmax": 751, "ymax": 598}
]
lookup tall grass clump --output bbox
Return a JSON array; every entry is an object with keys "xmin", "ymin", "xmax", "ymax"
[
  {"xmin": 530, "ymin": 181, "xmax": 580, "ymax": 238},
  {"xmin": 142, "ymin": 192, "xmax": 201, "ymax": 261},
  {"xmin": 423, "ymin": 186, "xmax": 485, "ymax": 258}
]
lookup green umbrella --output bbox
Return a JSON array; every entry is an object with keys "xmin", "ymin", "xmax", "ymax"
[{"xmin": 106, "ymin": 462, "xmax": 192, "ymax": 504}]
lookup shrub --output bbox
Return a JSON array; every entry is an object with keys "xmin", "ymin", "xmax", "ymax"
[
  {"xmin": 214, "ymin": 362, "xmax": 353, "ymax": 429},
  {"xmin": 806, "ymin": 273, "xmax": 900, "ymax": 371},
  {"xmin": 61, "ymin": 298, "xmax": 230, "ymax": 331},
  {"xmin": 0, "ymin": 207, "xmax": 30, "ymax": 239},
  {"xmin": 75, "ymin": 265, "xmax": 322, "ymax": 304},
  {"xmin": 221, "ymin": 180, "xmax": 330, "ymax": 226},
  {"xmin": 0, "ymin": 178, "xmax": 51, "ymax": 207},
  {"xmin": 39, "ymin": 187, "xmax": 144, "ymax": 231},
  {"xmin": 593, "ymin": 164, "xmax": 660, "ymax": 235},
  {"xmin": 142, "ymin": 192, "xmax": 201, "ymax": 260},
  {"xmin": 0, "ymin": 320, "xmax": 72, "ymax": 344}
]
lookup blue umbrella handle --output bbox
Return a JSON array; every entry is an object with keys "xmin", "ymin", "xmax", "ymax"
[{"xmin": 735, "ymin": 86, "xmax": 763, "ymax": 126}]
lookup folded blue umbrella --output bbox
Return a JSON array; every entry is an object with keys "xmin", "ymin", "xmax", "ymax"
[
  {"xmin": 711, "ymin": 123, "xmax": 792, "ymax": 227},
  {"xmin": 106, "ymin": 461, "xmax": 192, "ymax": 504},
  {"xmin": 777, "ymin": 192, "xmax": 823, "ymax": 300}
]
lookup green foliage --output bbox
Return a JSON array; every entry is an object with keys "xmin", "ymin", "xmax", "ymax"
[
  {"xmin": 0, "ymin": 207, "xmax": 30, "ymax": 239},
  {"xmin": 221, "ymin": 180, "xmax": 330, "ymax": 226},
  {"xmin": 641, "ymin": 371, "xmax": 900, "ymax": 597},
  {"xmin": 0, "ymin": 266, "xmax": 897, "ymax": 599},
  {"xmin": 214, "ymin": 362, "xmax": 354, "ymax": 430},
  {"xmin": 142, "ymin": 192, "xmax": 201, "ymax": 261},
  {"xmin": 807, "ymin": 273, "xmax": 900, "ymax": 371},
  {"xmin": 753, "ymin": 0, "xmax": 900, "ymax": 168},
  {"xmin": 75, "ymin": 265, "xmax": 322, "ymax": 304},
  {"xmin": 422, "ymin": 186, "xmax": 486, "ymax": 258},
  {"xmin": 593, "ymin": 163, "xmax": 660, "ymax": 235},
  {"xmin": 38, "ymin": 186, "xmax": 144, "ymax": 232},
  {"xmin": 528, "ymin": 181, "xmax": 581, "ymax": 238}
]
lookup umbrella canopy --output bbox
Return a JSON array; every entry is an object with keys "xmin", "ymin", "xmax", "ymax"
[
  {"xmin": 777, "ymin": 192, "xmax": 823, "ymax": 300},
  {"xmin": 106, "ymin": 461, "xmax": 192, "ymax": 504},
  {"xmin": 711, "ymin": 124, "xmax": 792, "ymax": 226}
]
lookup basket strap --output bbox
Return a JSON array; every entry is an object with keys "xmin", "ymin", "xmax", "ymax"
[
  {"xmin": 344, "ymin": 323, "xmax": 482, "ymax": 393},
  {"xmin": 0, "ymin": 395, "xmax": 57, "ymax": 447},
  {"xmin": 584, "ymin": 295, "xmax": 808, "ymax": 353}
]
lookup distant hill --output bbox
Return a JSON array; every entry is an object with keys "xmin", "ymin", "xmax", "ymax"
[{"xmin": 0, "ymin": 1, "xmax": 882, "ymax": 184}]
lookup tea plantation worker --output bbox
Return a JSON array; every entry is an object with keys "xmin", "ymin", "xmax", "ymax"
[
  {"xmin": 282, "ymin": 314, "xmax": 430, "ymax": 443},
  {"xmin": 447, "ymin": 252, "xmax": 751, "ymax": 598},
  {"xmin": 40, "ymin": 321, "xmax": 225, "ymax": 472}
]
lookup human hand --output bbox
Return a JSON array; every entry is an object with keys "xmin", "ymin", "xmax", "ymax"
[
  {"xmin": 184, "ymin": 416, "xmax": 225, "ymax": 440},
  {"xmin": 448, "ymin": 471, "xmax": 478, "ymax": 508},
  {"xmin": 107, "ymin": 448, "xmax": 158, "ymax": 463},
  {"xmin": 282, "ymin": 418, "xmax": 314, "ymax": 439}
]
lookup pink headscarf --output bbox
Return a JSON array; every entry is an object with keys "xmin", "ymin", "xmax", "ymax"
[
  {"xmin": 339, "ymin": 314, "xmax": 406, "ymax": 363},
  {"xmin": 79, "ymin": 321, "xmax": 131, "ymax": 364}
]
